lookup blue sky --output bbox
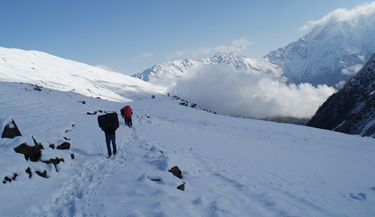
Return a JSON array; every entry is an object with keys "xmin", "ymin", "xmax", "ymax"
[{"xmin": 0, "ymin": 0, "xmax": 371, "ymax": 75}]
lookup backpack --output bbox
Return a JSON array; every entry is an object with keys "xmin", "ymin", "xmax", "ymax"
[
  {"xmin": 124, "ymin": 106, "xmax": 132, "ymax": 118},
  {"xmin": 98, "ymin": 112, "xmax": 119, "ymax": 131}
]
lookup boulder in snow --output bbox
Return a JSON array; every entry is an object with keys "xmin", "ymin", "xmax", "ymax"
[
  {"xmin": 14, "ymin": 142, "xmax": 42, "ymax": 162},
  {"xmin": 1, "ymin": 119, "xmax": 22, "ymax": 139},
  {"xmin": 57, "ymin": 142, "xmax": 70, "ymax": 150},
  {"xmin": 169, "ymin": 166, "xmax": 183, "ymax": 179}
]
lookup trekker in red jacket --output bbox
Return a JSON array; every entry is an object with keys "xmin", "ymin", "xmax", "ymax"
[{"xmin": 124, "ymin": 105, "xmax": 133, "ymax": 127}]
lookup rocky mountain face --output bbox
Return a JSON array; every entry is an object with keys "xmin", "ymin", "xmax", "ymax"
[
  {"xmin": 307, "ymin": 53, "xmax": 375, "ymax": 137},
  {"xmin": 133, "ymin": 10, "xmax": 375, "ymax": 89}
]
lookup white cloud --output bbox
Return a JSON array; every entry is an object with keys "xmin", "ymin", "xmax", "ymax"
[
  {"xmin": 190, "ymin": 38, "xmax": 252, "ymax": 58},
  {"xmin": 134, "ymin": 52, "xmax": 157, "ymax": 63},
  {"xmin": 170, "ymin": 64, "xmax": 336, "ymax": 119},
  {"xmin": 300, "ymin": 2, "xmax": 375, "ymax": 31},
  {"xmin": 341, "ymin": 64, "xmax": 363, "ymax": 75},
  {"xmin": 96, "ymin": 65, "xmax": 113, "ymax": 71}
]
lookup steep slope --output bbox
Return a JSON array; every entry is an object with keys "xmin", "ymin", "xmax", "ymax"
[
  {"xmin": 307, "ymin": 53, "xmax": 375, "ymax": 137},
  {"xmin": 0, "ymin": 47, "xmax": 167, "ymax": 102},
  {"xmin": 1, "ymin": 81, "xmax": 375, "ymax": 217},
  {"xmin": 266, "ymin": 4, "xmax": 375, "ymax": 87}
]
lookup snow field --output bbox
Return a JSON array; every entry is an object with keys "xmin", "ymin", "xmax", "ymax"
[{"xmin": 1, "ymin": 81, "xmax": 375, "ymax": 217}]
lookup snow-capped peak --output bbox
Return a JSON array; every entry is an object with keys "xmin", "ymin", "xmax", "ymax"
[{"xmin": 134, "ymin": 4, "xmax": 375, "ymax": 89}]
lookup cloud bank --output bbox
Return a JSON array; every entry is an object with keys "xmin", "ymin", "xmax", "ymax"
[
  {"xmin": 300, "ymin": 2, "xmax": 375, "ymax": 31},
  {"xmin": 170, "ymin": 64, "xmax": 336, "ymax": 119}
]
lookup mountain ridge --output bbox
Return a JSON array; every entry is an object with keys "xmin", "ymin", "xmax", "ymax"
[{"xmin": 133, "ymin": 6, "xmax": 375, "ymax": 88}]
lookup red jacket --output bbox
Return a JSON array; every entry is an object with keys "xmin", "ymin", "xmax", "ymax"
[{"xmin": 124, "ymin": 106, "xmax": 132, "ymax": 118}]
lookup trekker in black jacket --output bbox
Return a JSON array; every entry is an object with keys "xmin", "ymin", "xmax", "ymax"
[
  {"xmin": 98, "ymin": 112, "xmax": 119, "ymax": 158},
  {"xmin": 104, "ymin": 126, "xmax": 117, "ymax": 157}
]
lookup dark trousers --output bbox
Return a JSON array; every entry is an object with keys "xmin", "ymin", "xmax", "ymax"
[
  {"xmin": 125, "ymin": 117, "xmax": 132, "ymax": 127},
  {"xmin": 105, "ymin": 133, "xmax": 117, "ymax": 155}
]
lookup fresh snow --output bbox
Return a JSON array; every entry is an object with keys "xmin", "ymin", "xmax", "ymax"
[
  {"xmin": 1, "ymin": 81, "xmax": 375, "ymax": 217},
  {"xmin": 0, "ymin": 47, "xmax": 167, "ymax": 102}
]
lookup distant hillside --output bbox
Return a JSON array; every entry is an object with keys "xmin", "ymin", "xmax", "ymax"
[
  {"xmin": 0, "ymin": 47, "xmax": 167, "ymax": 102},
  {"xmin": 307, "ymin": 53, "xmax": 375, "ymax": 137}
]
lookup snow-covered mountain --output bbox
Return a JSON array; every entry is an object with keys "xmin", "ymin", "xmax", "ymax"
[
  {"xmin": 133, "ymin": 3, "xmax": 375, "ymax": 88},
  {"xmin": 307, "ymin": 53, "xmax": 375, "ymax": 137},
  {"xmin": 133, "ymin": 52, "xmax": 280, "ymax": 87},
  {"xmin": 0, "ymin": 47, "xmax": 167, "ymax": 102},
  {"xmin": 267, "ymin": 4, "xmax": 375, "ymax": 87},
  {"xmin": 1, "ymin": 80, "xmax": 375, "ymax": 216}
]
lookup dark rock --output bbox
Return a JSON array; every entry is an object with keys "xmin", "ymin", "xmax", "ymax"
[
  {"xmin": 169, "ymin": 166, "xmax": 183, "ymax": 179},
  {"xmin": 26, "ymin": 167, "xmax": 32, "ymax": 178},
  {"xmin": 57, "ymin": 142, "xmax": 70, "ymax": 150},
  {"xmin": 1, "ymin": 119, "xmax": 22, "ymax": 139},
  {"xmin": 71, "ymin": 153, "xmax": 75, "ymax": 159},
  {"xmin": 49, "ymin": 144, "xmax": 55, "ymax": 149},
  {"xmin": 2, "ymin": 173, "xmax": 17, "ymax": 184},
  {"xmin": 32, "ymin": 136, "xmax": 44, "ymax": 150},
  {"xmin": 42, "ymin": 157, "xmax": 64, "ymax": 172},
  {"xmin": 177, "ymin": 182, "xmax": 185, "ymax": 191},
  {"xmin": 3, "ymin": 176, "xmax": 12, "ymax": 184},
  {"xmin": 14, "ymin": 142, "xmax": 42, "ymax": 162},
  {"xmin": 12, "ymin": 173, "xmax": 18, "ymax": 181},
  {"xmin": 35, "ymin": 170, "xmax": 48, "ymax": 178},
  {"xmin": 33, "ymin": 84, "xmax": 42, "ymax": 91}
]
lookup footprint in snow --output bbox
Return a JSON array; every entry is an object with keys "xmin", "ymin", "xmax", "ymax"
[{"xmin": 349, "ymin": 193, "xmax": 366, "ymax": 200}]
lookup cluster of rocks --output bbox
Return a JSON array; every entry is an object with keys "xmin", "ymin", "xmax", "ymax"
[
  {"xmin": 145, "ymin": 165, "xmax": 186, "ymax": 191},
  {"xmin": 2, "ymin": 119, "xmax": 74, "ymax": 183},
  {"xmin": 172, "ymin": 96, "xmax": 216, "ymax": 114},
  {"xmin": 169, "ymin": 166, "xmax": 185, "ymax": 191}
]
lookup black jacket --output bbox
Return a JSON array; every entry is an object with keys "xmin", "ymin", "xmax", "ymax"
[{"xmin": 104, "ymin": 126, "xmax": 117, "ymax": 135}]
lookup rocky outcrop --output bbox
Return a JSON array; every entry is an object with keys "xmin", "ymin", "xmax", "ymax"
[
  {"xmin": 1, "ymin": 118, "xmax": 74, "ymax": 183},
  {"xmin": 14, "ymin": 143, "xmax": 42, "ymax": 162},
  {"xmin": 307, "ymin": 53, "xmax": 375, "ymax": 137},
  {"xmin": 1, "ymin": 119, "xmax": 22, "ymax": 138}
]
